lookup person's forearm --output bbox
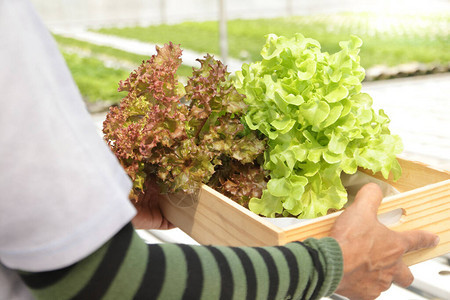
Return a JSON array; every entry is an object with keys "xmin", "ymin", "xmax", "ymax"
[{"xmin": 19, "ymin": 223, "xmax": 342, "ymax": 300}]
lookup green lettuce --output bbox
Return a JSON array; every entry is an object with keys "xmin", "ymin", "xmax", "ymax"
[{"xmin": 234, "ymin": 34, "xmax": 402, "ymax": 218}]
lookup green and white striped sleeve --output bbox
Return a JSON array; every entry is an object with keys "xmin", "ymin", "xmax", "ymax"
[{"xmin": 19, "ymin": 223, "xmax": 343, "ymax": 300}]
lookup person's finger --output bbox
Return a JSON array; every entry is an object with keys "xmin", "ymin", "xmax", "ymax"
[
  {"xmin": 393, "ymin": 262, "xmax": 414, "ymax": 288},
  {"xmin": 400, "ymin": 230, "xmax": 440, "ymax": 253},
  {"xmin": 160, "ymin": 219, "xmax": 176, "ymax": 230},
  {"xmin": 146, "ymin": 178, "xmax": 161, "ymax": 194},
  {"xmin": 350, "ymin": 182, "xmax": 383, "ymax": 216}
]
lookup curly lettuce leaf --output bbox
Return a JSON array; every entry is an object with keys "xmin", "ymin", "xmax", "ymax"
[
  {"xmin": 103, "ymin": 44, "xmax": 267, "ymax": 203},
  {"xmin": 235, "ymin": 34, "xmax": 403, "ymax": 218}
]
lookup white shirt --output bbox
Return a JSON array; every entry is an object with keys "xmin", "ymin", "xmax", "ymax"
[{"xmin": 0, "ymin": 0, "xmax": 136, "ymax": 298}]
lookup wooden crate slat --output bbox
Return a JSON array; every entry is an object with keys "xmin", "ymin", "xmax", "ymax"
[
  {"xmin": 160, "ymin": 184, "xmax": 283, "ymax": 246},
  {"xmin": 361, "ymin": 157, "xmax": 450, "ymax": 192},
  {"xmin": 160, "ymin": 159, "xmax": 450, "ymax": 265}
]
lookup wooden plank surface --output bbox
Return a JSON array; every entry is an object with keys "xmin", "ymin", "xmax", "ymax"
[
  {"xmin": 160, "ymin": 185, "xmax": 283, "ymax": 246},
  {"xmin": 160, "ymin": 159, "xmax": 450, "ymax": 265},
  {"xmin": 281, "ymin": 179, "xmax": 450, "ymax": 266},
  {"xmin": 361, "ymin": 157, "xmax": 450, "ymax": 192}
]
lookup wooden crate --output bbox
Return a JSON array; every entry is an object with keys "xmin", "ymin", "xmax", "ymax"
[{"xmin": 160, "ymin": 158, "xmax": 450, "ymax": 266}]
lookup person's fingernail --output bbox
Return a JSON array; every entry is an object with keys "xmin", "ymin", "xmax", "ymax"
[{"xmin": 433, "ymin": 236, "xmax": 440, "ymax": 247}]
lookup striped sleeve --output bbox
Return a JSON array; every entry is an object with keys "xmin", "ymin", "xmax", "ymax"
[{"xmin": 18, "ymin": 223, "xmax": 343, "ymax": 300}]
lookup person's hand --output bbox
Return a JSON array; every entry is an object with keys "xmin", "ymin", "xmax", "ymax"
[
  {"xmin": 331, "ymin": 183, "xmax": 440, "ymax": 300},
  {"xmin": 132, "ymin": 179, "xmax": 175, "ymax": 230}
]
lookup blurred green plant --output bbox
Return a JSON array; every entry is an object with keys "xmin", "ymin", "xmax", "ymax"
[
  {"xmin": 56, "ymin": 13, "xmax": 449, "ymax": 104},
  {"xmin": 55, "ymin": 35, "xmax": 194, "ymax": 103},
  {"xmin": 55, "ymin": 35, "xmax": 148, "ymax": 63},
  {"xmin": 95, "ymin": 13, "xmax": 450, "ymax": 68},
  {"xmin": 55, "ymin": 35, "xmax": 194, "ymax": 77},
  {"xmin": 61, "ymin": 52, "xmax": 129, "ymax": 103}
]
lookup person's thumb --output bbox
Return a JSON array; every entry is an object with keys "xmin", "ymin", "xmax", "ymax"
[{"xmin": 350, "ymin": 182, "xmax": 384, "ymax": 217}]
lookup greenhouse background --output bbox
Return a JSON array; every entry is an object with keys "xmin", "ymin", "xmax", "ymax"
[
  {"xmin": 30, "ymin": 0, "xmax": 450, "ymax": 28},
  {"xmin": 23, "ymin": 1, "xmax": 450, "ymax": 299}
]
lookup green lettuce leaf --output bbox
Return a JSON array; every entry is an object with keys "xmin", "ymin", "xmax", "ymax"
[{"xmin": 235, "ymin": 33, "xmax": 403, "ymax": 218}]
